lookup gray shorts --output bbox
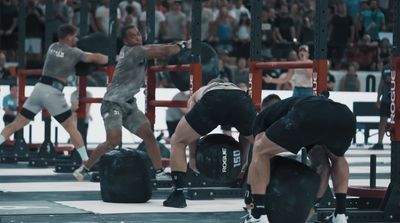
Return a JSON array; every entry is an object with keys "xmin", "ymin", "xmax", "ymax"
[
  {"xmin": 22, "ymin": 83, "xmax": 71, "ymax": 121},
  {"xmin": 101, "ymin": 99, "xmax": 149, "ymax": 133}
]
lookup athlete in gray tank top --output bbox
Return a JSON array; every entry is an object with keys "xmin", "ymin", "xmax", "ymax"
[
  {"xmin": 103, "ymin": 45, "xmax": 147, "ymax": 103},
  {"xmin": 0, "ymin": 24, "xmax": 108, "ymax": 174},
  {"xmin": 42, "ymin": 42, "xmax": 85, "ymax": 81},
  {"xmin": 77, "ymin": 25, "xmax": 192, "ymax": 184}
]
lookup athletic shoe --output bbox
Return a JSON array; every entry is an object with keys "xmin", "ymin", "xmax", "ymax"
[
  {"xmin": 73, "ymin": 165, "xmax": 89, "ymax": 181},
  {"xmin": 242, "ymin": 214, "xmax": 269, "ymax": 223},
  {"xmin": 155, "ymin": 169, "xmax": 171, "ymax": 181},
  {"xmin": 369, "ymin": 143, "xmax": 384, "ymax": 150},
  {"xmin": 163, "ymin": 191, "xmax": 187, "ymax": 208},
  {"xmin": 325, "ymin": 213, "xmax": 348, "ymax": 223}
]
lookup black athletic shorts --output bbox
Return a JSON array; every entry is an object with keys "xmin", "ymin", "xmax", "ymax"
[
  {"xmin": 253, "ymin": 100, "xmax": 356, "ymax": 156},
  {"xmin": 185, "ymin": 90, "xmax": 256, "ymax": 136},
  {"xmin": 380, "ymin": 102, "xmax": 390, "ymax": 117}
]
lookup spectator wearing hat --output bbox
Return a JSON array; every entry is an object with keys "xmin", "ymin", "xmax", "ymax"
[{"xmin": 264, "ymin": 45, "xmax": 314, "ymax": 97}]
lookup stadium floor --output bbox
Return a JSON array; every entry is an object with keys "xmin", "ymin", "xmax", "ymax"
[{"xmin": 0, "ymin": 145, "xmax": 392, "ymax": 223}]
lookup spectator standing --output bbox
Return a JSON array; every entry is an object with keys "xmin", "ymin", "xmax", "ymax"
[
  {"xmin": 359, "ymin": 0, "xmax": 385, "ymax": 41},
  {"xmin": 346, "ymin": 0, "xmax": 361, "ymax": 21},
  {"xmin": 212, "ymin": 7, "xmax": 235, "ymax": 54},
  {"xmin": 272, "ymin": 4, "xmax": 296, "ymax": 60},
  {"xmin": 163, "ymin": 1, "xmax": 187, "ymax": 42},
  {"xmin": 122, "ymin": 5, "xmax": 139, "ymax": 27},
  {"xmin": 200, "ymin": 0, "xmax": 215, "ymax": 42},
  {"xmin": 119, "ymin": 0, "xmax": 142, "ymax": 20},
  {"xmin": 261, "ymin": 7, "xmax": 275, "ymax": 60},
  {"xmin": 209, "ymin": 0, "xmax": 220, "ymax": 21},
  {"xmin": 37, "ymin": 0, "xmax": 46, "ymax": 14},
  {"xmin": 369, "ymin": 62, "xmax": 391, "ymax": 150},
  {"xmin": 230, "ymin": 0, "xmax": 251, "ymax": 24},
  {"xmin": 290, "ymin": 2, "xmax": 304, "ymax": 37},
  {"xmin": 298, "ymin": 16, "xmax": 314, "ymax": 47},
  {"xmin": 25, "ymin": 0, "xmax": 46, "ymax": 68},
  {"xmin": 0, "ymin": 0, "xmax": 18, "ymax": 60},
  {"xmin": 328, "ymin": 3, "xmax": 354, "ymax": 70},
  {"xmin": 26, "ymin": 0, "xmax": 45, "ymax": 41},
  {"xmin": 139, "ymin": 0, "xmax": 166, "ymax": 42},
  {"xmin": 54, "ymin": 0, "xmax": 70, "ymax": 30},
  {"xmin": 354, "ymin": 34, "xmax": 379, "ymax": 70},
  {"xmin": 233, "ymin": 13, "xmax": 251, "ymax": 58},
  {"xmin": 339, "ymin": 63, "xmax": 361, "ymax": 91},
  {"xmin": 72, "ymin": 1, "xmax": 99, "ymax": 34},
  {"xmin": 96, "ymin": 0, "xmax": 121, "ymax": 35},
  {"xmin": 232, "ymin": 57, "xmax": 249, "ymax": 85},
  {"xmin": 377, "ymin": 37, "xmax": 391, "ymax": 70},
  {"xmin": 264, "ymin": 45, "xmax": 313, "ymax": 96}
]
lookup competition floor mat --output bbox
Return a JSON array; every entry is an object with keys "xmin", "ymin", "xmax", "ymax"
[{"xmin": 0, "ymin": 145, "xmax": 392, "ymax": 223}]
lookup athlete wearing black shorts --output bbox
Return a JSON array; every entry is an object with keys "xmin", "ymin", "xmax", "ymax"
[
  {"xmin": 253, "ymin": 96, "xmax": 355, "ymax": 156},
  {"xmin": 244, "ymin": 95, "xmax": 355, "ymax": 223},
  {"xmin": 186, "ymin": 89, "xmax": 255, "ymax": 137},
  {"xmin": 164, "ymin": 81, "xmax": 256, "ymax": 208}
]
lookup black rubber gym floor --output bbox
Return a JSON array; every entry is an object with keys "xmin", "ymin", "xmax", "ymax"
[{"xmin": 0, "ymin": 146, "xmax": 392, "ymax": 223}]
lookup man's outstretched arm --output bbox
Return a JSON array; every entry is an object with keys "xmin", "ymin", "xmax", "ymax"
[
  {"xmin": 144, "ymin": 40, "xmax": 191, "ymax": 59},
  {"xmin": 81, "ymin": 53, "xmax": 109, "ymax": 64}
]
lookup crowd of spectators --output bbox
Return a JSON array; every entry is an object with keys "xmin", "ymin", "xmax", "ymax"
[{"xmin": 0, "ymin": 0, "xmax": 395, "ymax": 91}]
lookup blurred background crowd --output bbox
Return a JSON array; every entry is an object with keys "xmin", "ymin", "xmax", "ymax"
[{"xmin": 0, "ymin": 0, "xmax": 394, "ymax": 91}]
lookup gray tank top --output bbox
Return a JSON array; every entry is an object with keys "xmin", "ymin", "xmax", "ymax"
[
  {"xmin": 42, "ymin": 42, "xmax": 85, "ymax": 80},
  {"xmin": 103, "ymin": 45, "xmax": 147, "ymax": 103}
]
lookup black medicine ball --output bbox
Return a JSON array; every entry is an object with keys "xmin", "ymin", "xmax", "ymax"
[
  {"xmin": 196, "ymin": 134, "xmax": 242, "ymax": 184},
  {"xmin": 266, "ymin": 156, "xmax": 320, "ymax": 223},
  {"xmin": 99, "ymin": 148, "xmax": 152, "ymax": 203}
]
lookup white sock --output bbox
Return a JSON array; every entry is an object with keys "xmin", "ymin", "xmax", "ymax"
[
  {"xmin": 0, "ymin": 134, "xmax": 5, "ymax": 145},
  {"xmin": 76, "ymin": 146, "xmax": 89, "ymax": 161}
]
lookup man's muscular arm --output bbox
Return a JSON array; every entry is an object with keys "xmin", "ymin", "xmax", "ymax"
[
  {"xmin": 144, "ymin": 40, "xmax": 191, "ymax": 60},
  {"xmin": 81, "ymin": 53, "xmax": 108, "ymax": 64}
]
